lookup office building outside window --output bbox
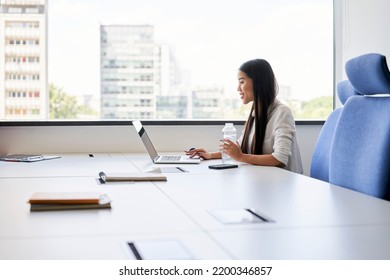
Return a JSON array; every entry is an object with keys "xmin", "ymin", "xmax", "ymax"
[
  {"xmin": 101, "ymin": 25, "xmax": 170, "ymax": 119},
  {"xmin": 1, "ymin": 0, "xmax": 332, "ymax": 121},
  {"xmin": 100, "ymin": 25, "xmax": 242, "ymax": 120},
  {"xmin": 0, "ymin": 0, "xmax": 47, "ymax": 120}
]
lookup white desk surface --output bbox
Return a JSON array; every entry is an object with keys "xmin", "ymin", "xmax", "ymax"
[
  {"xmin": 0, "ymin": 153, "xmax": 138, "ymax": 178},
  {"xmin": 0, "ymin": 232, "xmax": 231, "ymax": 260},
  {"xmin": 1, "ymin": 154, "xmax": 390, "ymax": 259},
  {"xmin": 154, "ymin": 169, "xmax": 390, "ymax": 230},
  {"xmin": 0, "ymin": 177, "xmax": 199, "ymax": 238},
  {"xmin": 209, "ymin": 224, "xmax": 390, "ymax": 259}
]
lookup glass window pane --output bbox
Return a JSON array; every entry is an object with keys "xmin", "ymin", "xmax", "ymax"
[{"xmin": 0, "ymin": 0, "xmax": 333, "ymax": 121}]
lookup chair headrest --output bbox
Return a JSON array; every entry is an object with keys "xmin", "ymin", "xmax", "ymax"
[
  {"xmin": 337, "ymin": 80, "xmax": 359, "ymax": 104},
  {"xmin": 345, "ymin": 53, "xmax": 390, "ymax": 95}
]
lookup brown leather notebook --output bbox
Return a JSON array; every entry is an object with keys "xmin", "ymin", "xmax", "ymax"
[
  {"xmin": 28, "ymin": 192, "xmax": 102, "ymax": 204},
  {"xmin": 28, "ymin": 192, "xmax": 111, "ymax": 212}
]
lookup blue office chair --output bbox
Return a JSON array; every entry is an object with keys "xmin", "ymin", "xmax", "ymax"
[
  {"xmin": 310, "ymin": 80, "xmax": 358, "ymax": 182},
  {"xmin": 329, "ymin": 53, "xmax": 390, "ymax": 200}
]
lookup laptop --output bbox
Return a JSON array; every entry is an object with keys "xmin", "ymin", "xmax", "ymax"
[{"xmin": 132, "ymin": 120, "xmax": 201, "ymax": 164}]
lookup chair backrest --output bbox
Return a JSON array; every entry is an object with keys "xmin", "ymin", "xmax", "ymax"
[
  {"xmin": 329, "ymin": 53, "xmax": 390, "ymax": 200},
  {"xmin": 310, "ymin": 80, "xmax": 358, "ymax": 182},
  {"xmin": 310, "ymin": 108, "xmax": 342, "ymax": 182}
]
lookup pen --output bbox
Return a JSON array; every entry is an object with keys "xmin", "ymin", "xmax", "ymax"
[{"xmin": 176, "ymin": 167, "xmax": 188, "ymax": 172}]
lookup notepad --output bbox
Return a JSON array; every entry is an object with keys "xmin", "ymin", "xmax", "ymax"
[
  {"xmin": 150, "ymin": 167, "xmax": 188, "ymax": 173},
  {"xmin": 125, "ymin": 239, "xmax": 193, "ymax": 260},
  {"xmin": 208, "ymin": 208, "xmax": 274, "ymax": 224},
  {"xmin": 0, "ymin": 154, "xmax": 61, "ymax": 162},
  {"xmin": 99, "ymin": 171, "xmax": 167, "ymax": 182},
  {"xmin": 28, "ymin": 192, "xmax": 111, "ymax": 211}
]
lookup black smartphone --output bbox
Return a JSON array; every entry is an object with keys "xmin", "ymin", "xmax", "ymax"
[{"xmin": 208, "ymin": 164, "xmax": 238, "ymax": 170}]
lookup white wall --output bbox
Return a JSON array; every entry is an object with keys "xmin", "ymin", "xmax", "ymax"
[
  {"xmin": 0, "ymin": 124, "xmax": 322, "ymax": 176},
  {"xmin": 335, "ymin": 0, "xmax": 390, "ymax": 81}
]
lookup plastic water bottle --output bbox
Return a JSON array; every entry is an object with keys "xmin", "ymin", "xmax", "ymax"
[{"xmin": 221, "ymin": 123, "xmax": 237, "ymax": 164}]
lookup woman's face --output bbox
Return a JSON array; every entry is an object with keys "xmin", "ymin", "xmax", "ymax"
[{"xmin": 237, "ymin": 70, "xmax": 254, "ymax": 104}]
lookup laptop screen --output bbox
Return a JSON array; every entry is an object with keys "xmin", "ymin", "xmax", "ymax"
[{"xmin": 133, "ymin": 121, "xmax": 159, "ymax": 161}]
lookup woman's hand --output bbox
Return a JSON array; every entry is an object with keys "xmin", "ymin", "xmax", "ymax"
[
  {"xmin": 220, "ymin": 139, "xmax": 243, "ymax": 161},
  {"xmin": 185, "ymin": 148, "xmax": 213, "ymax": 160}
]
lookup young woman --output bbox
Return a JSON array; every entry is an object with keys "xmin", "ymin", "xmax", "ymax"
[{"xmin": 186, "ymin": 59, "xmax": 303, "ymax": 174}]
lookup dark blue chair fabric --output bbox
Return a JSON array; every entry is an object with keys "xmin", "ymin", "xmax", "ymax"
[
  {"xmin": 328, "ymin": 53, "xmax": 390, "ymax": 200},
  {"xmin": 310, "ymin": 80, "xmax": 358, "ymax": 182}
]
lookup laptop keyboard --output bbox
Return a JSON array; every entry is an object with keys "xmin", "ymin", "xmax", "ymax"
[{"xmin": 161, "ymin": 156, "xmax": 181, "ymax": 161}]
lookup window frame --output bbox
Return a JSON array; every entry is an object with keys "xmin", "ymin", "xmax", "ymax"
[{"xmin": 0, "ymin": 120, "xmax": 325, "ymax": 127}]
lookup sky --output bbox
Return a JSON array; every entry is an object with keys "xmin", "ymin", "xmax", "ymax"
[{"xmin": 47, "ymin": 0, "xmax": 332, "ymax": 102}]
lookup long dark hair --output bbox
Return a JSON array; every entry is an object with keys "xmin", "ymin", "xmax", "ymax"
[{"xmin": 240, "ymin": 59, "xmax": 277, "ymax": 154}]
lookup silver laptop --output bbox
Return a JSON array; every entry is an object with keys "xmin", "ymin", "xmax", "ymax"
[{"xmin": 132, "ymin": 120, "xmax": 201, "ymax": 164}]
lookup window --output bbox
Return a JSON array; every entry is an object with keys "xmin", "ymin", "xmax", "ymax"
[{"xmin": 1, "ymin": 0, "xmax": 333, "ymax": 121}]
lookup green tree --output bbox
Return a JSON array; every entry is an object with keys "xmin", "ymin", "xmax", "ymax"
[
  {"xmin": 289, "ymin": 96, "xmax": 333, "ymax": 120},
  {"xmin": 49, "ymin": 83, "xmax": 97, "ymax": 119},
  {"xmin": 300, "ymin": 96, "xmax": 333, "ymax": 119}
]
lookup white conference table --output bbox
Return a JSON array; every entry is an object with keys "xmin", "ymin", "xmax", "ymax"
[{"xmin": 1, "ymin": 153, "xmax": 390, "ymax": 259}]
